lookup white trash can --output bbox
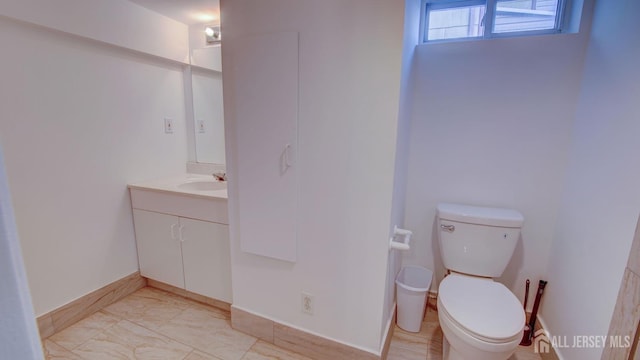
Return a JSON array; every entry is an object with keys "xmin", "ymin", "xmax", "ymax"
[{"xmin": 395, "ymin": 266, "xmax": 433, "ymax": 332}]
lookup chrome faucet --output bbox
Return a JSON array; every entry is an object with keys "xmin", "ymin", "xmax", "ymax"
[{"xmin": 213, "ymin": 172, "xmax": 227, "ymax": 182}]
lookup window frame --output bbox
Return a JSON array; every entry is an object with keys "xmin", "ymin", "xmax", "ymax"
[{"xmin": 420, "ymin": 0, "xmax": 566, "ymax": 43}]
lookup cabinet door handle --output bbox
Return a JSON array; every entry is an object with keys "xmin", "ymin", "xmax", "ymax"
[
  {"xmin": 281, "ymin": 143, "xmax": 293, "ymax": 174},
  {"xmin": 284, "ymin": 144, "xmax": 292, "ymax": 168},
  {"xmin": 170, "ymin": 223, "xmax": 178, "ymax": 240},
  {"xmin": 178, "ymin": 225, "xmax": 185, "ymax": 242}
]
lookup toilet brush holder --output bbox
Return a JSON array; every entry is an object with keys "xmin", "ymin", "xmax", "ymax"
[{"xmin": 520, "ymin": 324, "xmax": 532, "ymax": 346}]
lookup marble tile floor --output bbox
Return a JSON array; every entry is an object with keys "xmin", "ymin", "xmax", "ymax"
[{"xmin": 42, "ymin": 287, "xmax": 541, "ymax": 360}]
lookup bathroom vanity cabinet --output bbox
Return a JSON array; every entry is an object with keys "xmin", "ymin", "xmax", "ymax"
[
  {"xmin": 128, "ymin": 176, "xmax": 231, "ymax": 303},
  {"xmin": 132, "ymin": 210, "xmax": 231, "ymax": 302}
]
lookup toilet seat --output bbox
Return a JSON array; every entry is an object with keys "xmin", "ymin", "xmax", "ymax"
[{"xmin": 438, "ymin": 274, "xmax": 525, "ymax": 342}]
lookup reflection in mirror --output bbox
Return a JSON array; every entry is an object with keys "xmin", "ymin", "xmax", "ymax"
[{"xmin": 192, "ymin": 67, "xmax": 225, "ymax": 164}]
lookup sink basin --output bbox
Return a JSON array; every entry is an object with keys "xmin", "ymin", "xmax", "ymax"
[{"xmin": 177, "ymin": 180, "xmax": 226, "ymax": 192}]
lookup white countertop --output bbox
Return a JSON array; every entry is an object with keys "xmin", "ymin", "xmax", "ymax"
[{"xmin": 128, "ymin": 174, "xmax": 228, "ymax": 200}]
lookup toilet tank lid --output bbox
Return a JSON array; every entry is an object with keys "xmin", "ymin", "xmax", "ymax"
[{"xmin": 437, "ymin": 203, "xmax": 524, "ymax": 228}]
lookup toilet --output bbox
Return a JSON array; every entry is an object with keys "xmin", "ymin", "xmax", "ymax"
[{"xmin": 436, "ymin": 203, "xmax": 526, "ymax": 360}]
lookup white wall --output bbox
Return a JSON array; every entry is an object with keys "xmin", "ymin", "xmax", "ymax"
[
  {"xmin": 403, "ymin": 31, "xmax": 591, "ymax": 303},
  {"xmin": 0, "ymin": 0, "xmax": 189, "ymax": 63},
  {"xmin": 222, "ymin": 0, "xmax": 404, "ymax": 353},
  {"xmin": 383, "ymin": 0, "xmax": 422, "ymax": 335},
  {"xmin": 541, "ymin": 1, "xmax": 640, "ymax": 358},
  {"xmin": 0, "ymin": 16, "xmax": 188, "ymax": 315}
]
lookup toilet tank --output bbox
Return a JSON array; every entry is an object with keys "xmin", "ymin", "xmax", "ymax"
[{"xmin": 436, "ymin": 203, "xmax": 524, "ymax": 278}]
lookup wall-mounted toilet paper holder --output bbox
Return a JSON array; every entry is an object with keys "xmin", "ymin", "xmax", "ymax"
[{"xmin": 389, "ymin": 225, "xmax": 412, "ymax": 251}]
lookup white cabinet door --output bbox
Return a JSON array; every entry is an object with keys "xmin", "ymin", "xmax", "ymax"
[
  {"xmin": 180, "ymin": 218, "xmax": 231, "ymax": 302},
  {"xmin": 132, "ymin": 209, "xmax": 184, "ymax": 288},
  {"xmin": 233, "ymin": 32, "xmax": 299, "ymax": 262}
]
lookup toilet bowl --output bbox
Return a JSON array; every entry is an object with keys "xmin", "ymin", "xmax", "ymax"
[
  {"xmin": 435, "ymin": 203, "xmax": 526, "ymax": 360},
  {"xmin": 437, "ymin": 274, "xmax": 524, "ymax": 360}
]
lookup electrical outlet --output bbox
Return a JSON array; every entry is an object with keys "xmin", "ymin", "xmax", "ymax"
[
  {"xmin": 198, "ymin": 119, "xmax": 206, "ymax": 133},
  {"xmin": 301, "ymin": 292, "xmax": 314, "ymax": 315},
  {"xmin": 164, "ymin": 118, "xmax": 174, "ymax": 134}
]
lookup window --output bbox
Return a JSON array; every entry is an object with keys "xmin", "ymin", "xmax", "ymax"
[{"xmin": 422, "ymin": 0, "xmax": 565, "ymax": 42}]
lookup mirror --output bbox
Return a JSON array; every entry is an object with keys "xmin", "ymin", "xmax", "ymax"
[
  {"xmin": 187, "ymin": 16, "xmax": 225, "ymax": 165},
  {"xmin": 191, "ymin": 66, "xmax": 225, "ymax": 164},
  {"xmin": 129, "ymin": 0, "xmax": 224, "ymax": 165}
]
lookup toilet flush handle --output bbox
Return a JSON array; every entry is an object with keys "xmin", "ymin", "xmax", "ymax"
[{"xmin": 440, "ymin": 224, "xmax": 455, "ymax": 232}]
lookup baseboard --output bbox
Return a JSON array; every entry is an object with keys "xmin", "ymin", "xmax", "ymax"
[
  {"xmin": 231, "ymin": 306, "xmax": 274, "ymax": 343},
  {"xmin": 36, "ymin": 272, "xmax": 146, "ymax": 339},
  {"xmin": 231, "ymin": 305, "xmax": 382, "ymax": 360},
  {"xmin": 428, "ymin": 289, "xmax": 438, "ymax": 299},
  {"xmin": 146, "ymin": 278, "xmax": 230, "ymax": 312},
  {"xmin": 535, "ymin": 315, "xmax": 562, "ymax": 360}
]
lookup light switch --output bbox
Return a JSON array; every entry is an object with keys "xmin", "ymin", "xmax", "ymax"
[{"xmin": 198, "ymin": 119, "xmax": 206, "ymax": 133}]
